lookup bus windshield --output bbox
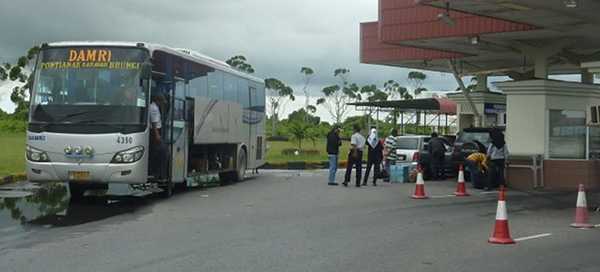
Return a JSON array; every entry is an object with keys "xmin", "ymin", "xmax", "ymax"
[{"xmin": 29, "ymin": 47, "xmax": 149, "ymax": 132}]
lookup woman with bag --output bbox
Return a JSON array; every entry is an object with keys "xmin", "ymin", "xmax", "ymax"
[
  {"xmin": 363, "ymin": 127, "xmax": 383, "ymax": 186},
  {"xmin": 487, "ymin": 128, "xmax": 509, "ymax": 189}
]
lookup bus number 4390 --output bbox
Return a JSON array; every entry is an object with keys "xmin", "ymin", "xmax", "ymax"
[{"xmin": 117, "ymin": 136, "xmax": 133, "ymax": 144}]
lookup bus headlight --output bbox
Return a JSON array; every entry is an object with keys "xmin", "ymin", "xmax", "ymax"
[
  {"xmin": 84, "ymin": 146, "xmax": 94, "ymax": 156},
  {"xmin": 26, "ymin": 145, "xmax": 50, "ymax": 162},
  {"xmin": 111, "ymin": 146, "xmax": 144, "ymax": 164}
]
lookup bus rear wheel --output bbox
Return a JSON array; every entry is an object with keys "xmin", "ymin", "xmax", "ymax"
[{"xmin": 234, "ymin": 149, "xmax": 247, "ymax": 182}]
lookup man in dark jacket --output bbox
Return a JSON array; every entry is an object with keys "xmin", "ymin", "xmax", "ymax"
[
  {"xmin": 326, "ymin": 126, "xmax": 342, "ymax": 185},
  {"xmin": 428, "ymin": 132, "xmax": 447, "ymax": 180},
  {"xmin": 363, "ymin": 127, "xmax": 383, "ymax": 186}
]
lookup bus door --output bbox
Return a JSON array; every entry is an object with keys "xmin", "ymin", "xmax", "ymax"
[
  {"xmin": 169, "ymin": 80, "xmax": 187, "ymax": 183},
  {"xmin": 248, "ymin": 86, "xmax": 257, "ymax": 169}
]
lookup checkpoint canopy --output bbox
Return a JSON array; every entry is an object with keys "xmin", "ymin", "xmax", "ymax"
[
  {"xmin": 348, "ymin": 98, "xmax": 457, "ymax": 134},
  {"xmin": 358, "ymin": 0, "xmax": 600, "ymax": 191}
]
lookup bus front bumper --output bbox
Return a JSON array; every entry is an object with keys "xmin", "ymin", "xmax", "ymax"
[{"xmin": 26, "ymin": 160, "xmax": 148, "ymax": 184}]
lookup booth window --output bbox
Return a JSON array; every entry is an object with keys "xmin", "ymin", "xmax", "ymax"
[
  {"xmin": 589, "ymin": 127, "xmax": 600, "ymax": 159},
  {"xmin": 548, "ymin": 110, "xmax": 586, "ymax": 159}
]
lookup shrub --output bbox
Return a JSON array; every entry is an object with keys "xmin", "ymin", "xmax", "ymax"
[
  {"xmin": 0, "ymin": 118, "xmax": 27, "ymax": 133},
  {"xmin": 267, "ymin": 135, "xmax": 289, "ymax": 142}
]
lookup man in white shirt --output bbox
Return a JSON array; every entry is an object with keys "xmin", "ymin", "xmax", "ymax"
[
  {"xmin": 149, "ymin": 96, "xmax": 162, "ymax": 141},
  {"xmin": 149, "ymin": 94, "xmax": 166, "ymax": 179},
  {"xmin": 343, "ymin": 124, "xmax": 366, "ymax": 187}
]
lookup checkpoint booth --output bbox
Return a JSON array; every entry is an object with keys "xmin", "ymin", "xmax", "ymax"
[
  {"xmin": 499, "ymin": 80, "xmax": 600, "ymax": 191},
  {"xmin": 358, "ymin": 0, "xmax": 600, "ymax": 191},
  {"xmin": 447, "ymin": 90, "xmax": 506, "ymax": 131}
]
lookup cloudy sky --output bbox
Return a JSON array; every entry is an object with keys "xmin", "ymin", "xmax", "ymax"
[
  {"xmin": 0, "ymin": 0, "xmax": 463, "ymax": 119},
  {"xmin": 0, "ymin": 0, "xmax": 582, "ymax": 121}
]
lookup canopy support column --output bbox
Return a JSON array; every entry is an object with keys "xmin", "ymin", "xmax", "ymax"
[{"xmin": 448, "ymin": 59, "xmax": 482, "ymax": 127}]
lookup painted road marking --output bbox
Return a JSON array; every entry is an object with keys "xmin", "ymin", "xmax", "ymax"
[
  {"xmin": 430, "ymin": 194, "xmax": 457, "ymax": 199},
  {"xmin": 514, "ymin": 233, "xmax": 552, "ymax": 242},
  {"xmin": 594, "ymin": 224, "xmax": 600, "ymax": 228}
]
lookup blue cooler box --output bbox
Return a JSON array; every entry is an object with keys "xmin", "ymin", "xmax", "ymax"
[
  {"xmin": 390, "ymin": 163, "xmax": 408, "ymax": 183},
  {"xmin": 390, "ymin": 163, "xmax": 417, "ymax": 183}
]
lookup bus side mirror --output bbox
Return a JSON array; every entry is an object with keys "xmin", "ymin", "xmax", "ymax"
[{"xmin": 141, "ymin": 62, "xmax": 153, "ymax": 79}]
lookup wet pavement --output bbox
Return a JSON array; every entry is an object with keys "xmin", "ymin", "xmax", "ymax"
[
  {"xmin": 1, "ymin": 171, "xmax": 599, "ymax": 272},
  {"xmin": 0, "ymin": 181, "xmax": 153, "ymax": 247}
]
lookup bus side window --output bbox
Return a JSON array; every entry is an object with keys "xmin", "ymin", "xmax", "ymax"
[
  {"xmin": 207, "ymin": 71, "xmax": 223, "ymax": 100},
  {"xmin": 237, "ymin": 78, "xmax": 249, "ymax": 108},
  {"xmin": 223, "ymin": 74, "xmax": 237, "ymax": 103}
]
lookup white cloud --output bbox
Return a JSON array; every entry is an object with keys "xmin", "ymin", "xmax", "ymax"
[{"xmin": 0, "ymin": 81, "xmax": 19, "ymax": 113}]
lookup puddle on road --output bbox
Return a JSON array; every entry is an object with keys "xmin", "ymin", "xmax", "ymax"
[{"xmin": 0, "ymin": 182, "xmax": 149, "ymax": 242}]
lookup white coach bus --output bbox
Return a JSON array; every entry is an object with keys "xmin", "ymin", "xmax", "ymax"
[{"xmin": 25, "ymin": 41, "xmax": 266, "ymax": 197}]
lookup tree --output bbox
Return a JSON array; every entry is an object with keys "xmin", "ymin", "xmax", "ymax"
[
  {"xmin": 360, "ymin": 84, "xmax": 388, "ymax": 130},
  {"xmin": 316, "ymin": 68, "xmax": 361, "ymax": 125},
  {"xmin": 300, "ymin": 67, "xmax": 315, "ymax": 121},
  {"xmin": 287, "ymin": 121, "xmax": 310, "ymax": 149},
  {"xmin": 226, "ymin": 55, "xmax": 255, "ymax": 74},
  {"xmin": 407, "ymin": 71, "xmax": 428, "ymax": 126},
  {"xmin": 383, "ymin": 80, "xmax": 412, "ymax": 100},
  {"xmin": 361, "ymin": 84, "xmax": 388, "ymax": 102},
  {"xmin": 306, "ymin": 126, "xmax": 321, "ymax": 147},
  {"xmin": 407, "ymin": 71, "xmax": 428, "ymax": 96},
  {"xmin": 0, "ymin": 46, "xmax": 40, "ymax": 120},
  {"xmin": 265, "ymin": 78, "xmax": 295, "ymax": 136},
  {"xmin": 383, "ymin": 80, "xmax": 413, "ymax": 126},
  {"xmin": 287, "ymin": 108, "xmax": 320, "ymax": 125}
]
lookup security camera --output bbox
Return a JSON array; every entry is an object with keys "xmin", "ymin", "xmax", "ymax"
[
  {"xmin": 438, "ymin": 12, "xmax": 455, "ymax": 26},
  {"xmin": 437, "ymin": 1, "xmax": 455, "ymax": 27}
]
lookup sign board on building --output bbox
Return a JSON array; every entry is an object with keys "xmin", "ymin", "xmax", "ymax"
[{"xmin": 484, "ymin": 103, "xmax": 506, "ymax": 114}]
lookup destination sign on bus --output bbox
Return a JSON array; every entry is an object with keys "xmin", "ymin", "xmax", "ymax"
[{"xmin": 39, "ymin": 47, "xmax": 145, "ymax": 70}]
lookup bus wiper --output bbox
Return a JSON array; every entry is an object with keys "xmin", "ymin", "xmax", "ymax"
[
  {"xmin": 58, "ymin": 110, "xmax": 102, "ymax": 122},
  {"xmin": 39, "ymin": 110, "xmax": 102, "ymax": 131}
]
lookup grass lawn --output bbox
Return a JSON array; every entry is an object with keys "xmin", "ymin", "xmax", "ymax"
[
  {"xmin": 0, "ymin": 133, "xmax": 25, "ymax": 176},
  {"xmin": 266, "ymin": 139, "xmax": 351, "ymax": 163}
]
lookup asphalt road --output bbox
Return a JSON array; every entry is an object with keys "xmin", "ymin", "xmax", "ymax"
[{"xmin": 1, "ymin": 170, "xmax": 599, "ymax": 272}]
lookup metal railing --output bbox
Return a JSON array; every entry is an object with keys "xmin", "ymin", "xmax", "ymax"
[{"xmin": 506, "ymin": 154, "xmax": 544, "ymax": 189}]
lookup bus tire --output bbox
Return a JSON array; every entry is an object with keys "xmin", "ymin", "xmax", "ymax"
[{"xmin": 234, "ymin": 149, "xmax": 247, "ymax": 182}]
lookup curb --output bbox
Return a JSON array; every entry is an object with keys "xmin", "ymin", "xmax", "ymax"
[
  {"xmin": 0, "ymin": 173, "xmax": 27, "ymax": 186},
  {"xmin": 262, "ymin": 160, "xmax": 361, "ymax": 170},
  {"xmin": 264, "ymin": 161, "xmax": 350, "ymax": 170}
]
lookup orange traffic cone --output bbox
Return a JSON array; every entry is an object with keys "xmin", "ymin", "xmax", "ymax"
[
  {"xmin": 571, "ymin": 184, "xmax": 593, "ymax": 229},
  {"xmin": 454, "ymin": 164, "xmax": 470, "ymax": 197},
  {"xmin": 488, "ymin": 186, "xmax": 515, "ymax": 244},
  {"xmin": 412, "ymin": 165, "xmax": 428, "ymax": 199}
]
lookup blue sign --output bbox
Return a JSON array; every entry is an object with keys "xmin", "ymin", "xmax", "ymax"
[
  {"xmin": 484, "ymin": 103, "xmax": 506, "ymax": 114},
  {"xmin": 28, "ymin": 135, "xmax": 46, "ymax": 141}
]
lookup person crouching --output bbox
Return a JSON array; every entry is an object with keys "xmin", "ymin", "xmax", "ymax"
[{"xmin": 464, "ymin": 152, "xmax": 489, "ymax": 190}]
